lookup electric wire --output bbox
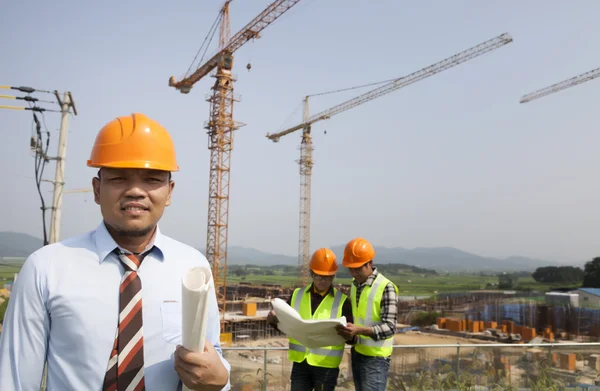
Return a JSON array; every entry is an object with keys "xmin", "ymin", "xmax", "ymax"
[{"xmin": 27, "ymin": 93, "xmax": 52, "ymax": 246}]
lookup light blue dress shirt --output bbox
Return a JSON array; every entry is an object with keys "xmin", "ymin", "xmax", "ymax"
[{"xmin": 0, "ymin": 222, "xmax": 231, "ymax": 391}]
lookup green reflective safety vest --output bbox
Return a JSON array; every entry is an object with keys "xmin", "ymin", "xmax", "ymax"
[
  {"xmin": 351, "ymin": 273, "xmax": 399, "ymax": 357},
  {"xmin": 288, "ymin": 285, "xmax": 348, "ymax": 368}
]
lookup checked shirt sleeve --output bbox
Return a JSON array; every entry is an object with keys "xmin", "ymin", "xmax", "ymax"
[{"xmin": 370, "ymin": 282, "xmax": 398, "ymax": 341}]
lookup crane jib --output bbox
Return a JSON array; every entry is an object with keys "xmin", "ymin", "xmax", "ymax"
[{"xmin": 267, "ymin": 32, "xmax": 513, "ymax": 140}]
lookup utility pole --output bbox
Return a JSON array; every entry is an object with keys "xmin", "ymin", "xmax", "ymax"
[{"xmin": 48, "ymin": 91, "xmax": 76, "ymax": 244}]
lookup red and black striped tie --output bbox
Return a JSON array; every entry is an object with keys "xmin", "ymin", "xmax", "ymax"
[{"xmin": 102, "ymin": 251, "xmax": 146, "ymax": 391}]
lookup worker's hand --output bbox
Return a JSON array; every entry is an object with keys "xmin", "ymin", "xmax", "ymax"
[
  {"xmin": 174, "ymin": 343, "xmax": 229, "ymax": 391},
  {"xmin": 266, "ymin": 310, "xmax": 278, "ymax": 325},
  {"xmin": 336, "ymin": 323, "xmax": 361, "ymax": 340}
]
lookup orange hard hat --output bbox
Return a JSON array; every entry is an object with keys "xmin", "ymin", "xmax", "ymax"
[
  {"xmin": 342, "ymin": 237, "xmax": 375, "ymax": 268},
  {"xmin": 309, "ymin": 248, "xmax": 338, "ymax": 276},
  {"xmin": 87, "ymin": 113, "xmax": 179, "ymax": 172}
]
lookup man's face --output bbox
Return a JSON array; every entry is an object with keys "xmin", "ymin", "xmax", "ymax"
[
  {"xmin": 311, "ymin": 271, "xmax": 334, "ymax": 292},
  {"xmin": 92, "ymin": 168, "xmax": 174, "ymax": 237},
  {"xmin": 349, "ymin": 262, "xmax": 372, "ymax": 284}
]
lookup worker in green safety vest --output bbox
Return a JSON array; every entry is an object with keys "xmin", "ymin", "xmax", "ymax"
[
  {"xmin": 267, "ymin": 248, "xmax": 354, "ymax": 391},
  {"xmin": 335, "ymin": 237, "xmax": 399, "ymax": 391}
]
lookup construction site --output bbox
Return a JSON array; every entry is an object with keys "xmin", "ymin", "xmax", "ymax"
[{"xmin": 3, "ymin": 0, "xmax": 600, "ymax": 390}]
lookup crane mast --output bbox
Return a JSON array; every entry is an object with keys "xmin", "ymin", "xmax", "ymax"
[
  {"xmin": 297, "ymin": 97, "xmax": 312, "ymax": 286},
  {"xmin": 520, "ymin": 66, "xmax": 600, "ymax": 103},
  {"xmin": 204, "ymin": 1, "xmax": 239, "ymax": 319},
  {"xmin": 168, "ymin": 0, "xmax": 304, "ymax": 322},
  {"xmin": 266, "ymin": 33, "xmax": 513, "ymax": 281}
]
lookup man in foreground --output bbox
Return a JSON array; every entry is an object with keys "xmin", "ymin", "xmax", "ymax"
[
  {"xmin": 267, "ymin": 248, "xmax": 353, "ymax": 391},
  {"xmin": 0, "ymin": 113, "xmax": 230, "ymax": 390},
  {"xmin": 336, "ymin": 237, "xmax": 399, "ymax": 391}
]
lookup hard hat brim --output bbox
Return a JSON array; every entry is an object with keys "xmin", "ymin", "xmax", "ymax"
[
  {"xmin": 87, "ymin": 160, "xmax": 179, "ymax": 172},
  {"xmin": 342, "ymin": 258, "xmax": 371, "ymax": 268},
  {"xmin": 311, "ymin": 268, "xmax": 337, "ymax": 276}
]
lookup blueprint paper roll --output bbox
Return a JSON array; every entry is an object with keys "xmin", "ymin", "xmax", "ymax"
[
  {"xmin": 181, "ymin": 266, "xmax": 214, "ymax": 391},
  {"xmin": 271, "ymin": 298, "xmax": 347, "ymax": 348}
]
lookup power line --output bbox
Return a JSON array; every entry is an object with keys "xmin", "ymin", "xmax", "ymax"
[
  {"xmin": 1, "ymin": 84, "xmax": 77, "ymax": 245},
  {"xmin": 0, "ymin": 85, "xmax": 53, "ymax": 94},
  {"xmin": 0, "ymin": 93, "xmax": 56, "ymax": 104},
  {"xmin": 32, "ymin": 113, "xmax": 51, "ymax": 245},
  {"xmin": 0, "ymin": 104, "xmax": 60, "ymax": 113}
]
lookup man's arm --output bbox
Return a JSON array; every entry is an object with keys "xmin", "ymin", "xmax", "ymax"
[
  {"xmin": 266, "ymin": 295, "xmax": 293, "ymax": 332},
  {"xmin": 0, "ymin": 253, "xmax": 50, "ymax": 390},
  {"xmin": 340, "ymin": 297, "xmax": 357, "ymax": 344},
  {"xmin": 369, "ymin": 282, "xmax": 398, "ymax": 341}
]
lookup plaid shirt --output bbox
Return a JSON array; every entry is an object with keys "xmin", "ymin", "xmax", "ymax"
[{"xmin": 353, "ymin": 268, "xmax": 398, "ymax": 341}]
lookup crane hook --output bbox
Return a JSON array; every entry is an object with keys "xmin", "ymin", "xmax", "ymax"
[{"xmin": 246, "ymin": 63, "xmax": 252, "ymax": 71}]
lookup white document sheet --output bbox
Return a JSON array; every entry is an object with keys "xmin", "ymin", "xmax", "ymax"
[
  {"xmin": 271, "ymin": 298, "xmax": 348, "ymax": 348},
  {"xmin": 181, "ymin": 266, "xmax": 214, "ymax": 391}
]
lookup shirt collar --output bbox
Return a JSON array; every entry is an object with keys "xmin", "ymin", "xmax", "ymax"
[
  {"xmin": 310, "ymin": 283, "xmax": 334, "ymax": 297},
  {"xmin": 95, "ymin": 221, "xmax": 165, "ymax": 263}
]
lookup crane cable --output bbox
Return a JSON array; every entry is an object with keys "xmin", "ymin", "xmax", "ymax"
[
  {"xmin": 307, "ymin": 76, "xmax": 400, "ymax": 98},
  {"xmin": 276, "ymin": 76, "xmax": 401, "ymax": 131},
  {"xmin": 184, "ymin": 7, "xmax": 224, "ymax": 79}
]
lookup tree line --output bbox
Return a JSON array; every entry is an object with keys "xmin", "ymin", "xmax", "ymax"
[{"xmin": 531, "ymin": 258, "xmax": 600, "ymax": 287}]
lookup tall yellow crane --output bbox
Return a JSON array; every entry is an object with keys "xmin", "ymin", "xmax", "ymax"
[
  {"xmin": 266, "ymin": 33, "xmax": 514, "ymax": 285},
  {"xmin": 520, "ymin": 66, "xmax": 600, "ymax": 103},
  {"xmin": 168, "ymin": 0, "xmax": 305, "ymax": 318}
]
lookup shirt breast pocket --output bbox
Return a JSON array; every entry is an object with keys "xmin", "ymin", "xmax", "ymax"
[{"xmin": 161, "ymin": 301, "xmax": 182, "ymax": 345}]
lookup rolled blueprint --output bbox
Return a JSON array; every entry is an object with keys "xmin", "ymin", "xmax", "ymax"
[
  {"xmin": 181, "ymin": 266, "xmax": 214, "ymax": 391},
  {"xmin": 271, "ymin": 298, "xmax": 348, "ymax": 348}
]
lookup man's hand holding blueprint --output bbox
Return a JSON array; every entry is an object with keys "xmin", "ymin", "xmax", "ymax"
[{"xmin": 269, "ymin": 298, "xmax": 348, "ymax": 348}]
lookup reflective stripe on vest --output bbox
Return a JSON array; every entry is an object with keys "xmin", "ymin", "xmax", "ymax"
[
  {"xmin": 288, "ymin": 286, "xmax": 347, "ymax": 368},
  {"xmin": 351, "ymin": 273, "xmax": 398, "ymax": 357}
]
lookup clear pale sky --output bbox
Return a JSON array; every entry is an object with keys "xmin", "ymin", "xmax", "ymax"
[{"xmin": 2, "ymin": 1, "xmax": 600, "ymax": 264}]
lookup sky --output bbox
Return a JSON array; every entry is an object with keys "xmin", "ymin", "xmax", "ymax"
[{"xmin": 2, "ymin": 0, "xmax": 600, "ymax": 265}]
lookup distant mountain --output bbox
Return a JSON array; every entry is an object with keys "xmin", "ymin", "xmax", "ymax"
[
  {"xmin": 0, "ymin": 231, "xmax": 565, "ymax": 272},
  {"xmin": 0, "ymin": 231, "xmax": 298, "ymax": 266},
  {"xmin": 328, "ymin": 245, "xmax": 562, "ymax": 273},
  {"xmin": 219, "ymin": 246, "xmax": 297, "ymax": 266},
  {"xmin": 0, "ymin": 232, "xmax": 43, "ymax": 258}
]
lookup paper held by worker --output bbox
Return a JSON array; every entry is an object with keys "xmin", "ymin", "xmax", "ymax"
[
  {"xmin": 271, "ymin": 298, "xmax": 348, "ymax": 348},
  {"xmin": 181, "ymin": 266, "xmax": 214, "ymax": 391}
]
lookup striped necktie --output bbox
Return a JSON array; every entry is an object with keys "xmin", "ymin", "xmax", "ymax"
[{"xmin": 102, "ymin": 250, "xmax": 146, "ymax": 391}]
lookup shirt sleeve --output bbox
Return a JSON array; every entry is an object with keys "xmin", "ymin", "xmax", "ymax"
[
  {"xmin": 370, "ymin": 282, "xmax": 398, "ymax": 341},
  {"xmin": 341, "ymin": 295, "xmax": 353, "ymax": 324},
  {"xmin": 0, "ymin": 252, "xmax": 50, "ymax": 391},
  {"xmin": 341, "ymin": 296, "xmax": 358, "ymax": 345}
]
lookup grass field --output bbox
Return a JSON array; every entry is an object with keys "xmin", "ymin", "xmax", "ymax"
[
  {"xmin": 0, "ymin": 266, "xmax": 20, "ymax": 283},
  {"xmin": 0, "ymin": 262, "xmax": 562, "ymax": 296},
  {"xmin": 227, "ymin": 273, "xmax": 497, "ymax": 292}
]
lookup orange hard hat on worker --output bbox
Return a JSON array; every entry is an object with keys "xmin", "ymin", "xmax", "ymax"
[
  {"xmin": 342, "ymin": 237, "xmax": 375, "ymax": 268},
  {"xmin": 309, "ymin": 248, "xmax": 338, "ymax": 276},
  {"xmin": 87, "ymin": 113, "xmax": 179, "ymax": 171}
]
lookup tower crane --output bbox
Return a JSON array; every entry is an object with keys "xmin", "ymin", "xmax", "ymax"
[
  {"xmin": 168, "ymin": 0, "xmax": 305, "ymax": 321},
  {"xmin": 520, "ymin": 66, "xmax": 600, "ymax": 103},
  {"xmin": 266, "ymin": 33, "xmax": 513, "ymax": 286}
]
